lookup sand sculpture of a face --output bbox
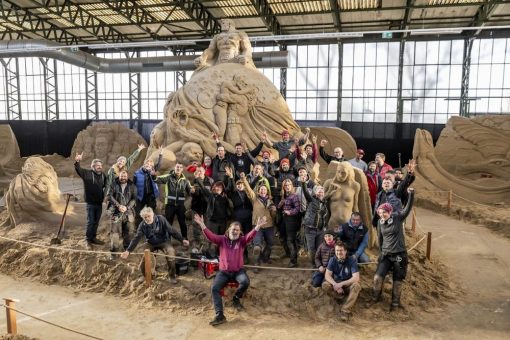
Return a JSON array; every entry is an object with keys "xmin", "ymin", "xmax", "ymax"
[{"xmin": 176, "ymin": 143, "xmax": 204, "ymax": 166}]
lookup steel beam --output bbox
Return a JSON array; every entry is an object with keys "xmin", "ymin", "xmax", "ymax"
[
  {"xmin": 0, "ymin": 58, "xmax": 21, "ymax": 120},
  {"xmin": 252, "ymin": 0, "xmax": 282, "ymax": 35},
  {"xmin": 396, "ymin": 40, "xmax": 405, "ymax": 123},
  {"xmin": 39, "ymin": 57, "xmax": 59, "ymax": 121},
  {"xmin": 1, "ymin": 0, "xmax": 84, "ymax": 44},
  {"xmin": 279, "ymin": 44, "xmax": 287, "ymax": 99},
  {"xmin": 460, "ymin": 38, "xmax": 474, "ymax": 117},
  {"xmin": 329, "ymin": 0, "xmax": 342, "ymax": 32},
  {"xmin": 177, "ymin": 0, "xmax": 221, "ymax": 37},
  {"xmin": 85, "ymin": 68, "xmax": 98, "ymax": 120}
]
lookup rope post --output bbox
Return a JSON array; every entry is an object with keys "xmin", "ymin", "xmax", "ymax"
[
  {"xmin": 144, "ymin": 249, "xmax": 152, "ymax": 287},
  {"xmin": 447, "ymin": 190, "xmax": 453, "ymax": 211},
  {"xmin": 426, "ymin": 232, "xmax": 432, "ymax": 261},
  {"xmin": 4, "ymin": 298, "xmax": 19, "ymax": 335},
  {"xmin": 411, "ymin": 208, "xmax": 417, "ymax": 234}
]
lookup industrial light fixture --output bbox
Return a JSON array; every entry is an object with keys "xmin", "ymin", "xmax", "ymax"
[{"xmin": 410, "ymin": 29, "xmax": 463, "ymax": 36}]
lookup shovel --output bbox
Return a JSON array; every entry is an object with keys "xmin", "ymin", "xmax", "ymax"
[{"xmin": 50, "ymin": 193, "xmax": 72, "ymax": 245}]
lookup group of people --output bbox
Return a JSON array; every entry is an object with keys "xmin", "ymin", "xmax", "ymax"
[{"xmin": 73, "ymin": 128, "xmax": 416, "ymax": 325}]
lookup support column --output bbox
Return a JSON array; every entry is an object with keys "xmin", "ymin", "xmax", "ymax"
[
  {"xmin": 337, "ymin": 42, "xmax": 343, "ymax": 124},
  {"xmin": 128, "ymin": 51, "xmax": 141, "ymax": 129},
  {"xmin": 396, "ymin": 39, "xmax": 406, "ymax": 123},
  {"xmin": 279, "ymin": 44, "xmax": 287, "ymax": 99},
  {"xmin": 0, "ymin": 58, "xmax": 21, "ymax": 120},
  {"xmin": 174, "ymin": 50, "xmax": 187, "ymax": 89},
  {"xmin": 85, "ymin": 68, "xmax": 98, "ymax": 120},
  {"xmin": 39, "ymin": 58, "xmax": 59, "ymax": 121},
  {"xmin": 460, "ymin": 38, "xmax": 474, "ymax": 117}
]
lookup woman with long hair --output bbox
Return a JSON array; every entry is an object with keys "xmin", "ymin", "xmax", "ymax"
[{"xmin": 278, "ymin": 178, "xmax": 301, "ymax": 267}]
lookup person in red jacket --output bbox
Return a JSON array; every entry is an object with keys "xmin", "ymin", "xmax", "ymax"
[
  {"xmin": 366, "ymin": 161, "xmax": 382, "ymax": 209},
  {"xmin": 194, "ymin": 214, "xmax": 267, "ymax": 326},
  {"xmin": 375, "ymin": 153, "xmax": 393, "ymax": 178}
]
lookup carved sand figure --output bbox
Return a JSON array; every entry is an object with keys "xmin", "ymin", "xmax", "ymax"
[
  {"xmin": 3, "ymin": 157, "xmax": 85, "ymax": 227},
  {"xmin": 0, "ymin": 125, "xmax": 20, "ymax": 169},
  {"xmin": 71, "ymin": 123, "xmax": 147, "ymax": 173},
  {"xmin": 435, "ymin": 116, "xmax": 510, "ymax": 181},
  {"xmin": 194, "ymin": 18, "xmax": 254, "ymax": 70},
  {"xmin": 323, "ymin": 161, "xmax": 360, "ymax": 227},
  {"xmin": 413, "ymin": 128, "xmax": 510, "ymax": 205}
]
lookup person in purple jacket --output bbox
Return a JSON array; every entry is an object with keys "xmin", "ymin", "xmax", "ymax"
[{"xmin": 194, "ymin": 214, "xmax": 267, "ymax": 326}]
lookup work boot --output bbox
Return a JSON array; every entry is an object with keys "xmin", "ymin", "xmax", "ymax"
[
  {"xmin": 232, "ymin": 295, "xmax": 244, "ymax": 311},
  {"xmin": 339, "ymin": 310, "xmax": 350, "ymax": 322},
  {"xmin": 209, "ymin": 313, "xmax": 227, "ymax": 326},
  {"xmin": 390, "ymin": 281, "xmax": 403, "ymax": 311},
  {"xmin": 365, "ymin": 276, "xmax": 383, "ymax": 308},
  {"xmin": 89, "ymin": 238, "xmax": 105, "ymax": 245}
]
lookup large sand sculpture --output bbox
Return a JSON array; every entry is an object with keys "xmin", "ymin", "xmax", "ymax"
[
  {"xmin": 146, "ymin": 20, "xmax": 303, "ymax": 165},
  {"xmin": 435, "ymin": 116, "xmax": 510, "ymax": 183},
  {"xmin": 413, "ymin": 128, "xmax": 510, "ymax": 205},
  {"xmin": 71, "ymin": 123, "xmax": 147, "ymax": 173},
  {"xmin": 3, "ymin": 157, "xmax": 85, "ymax": 227},
  {"xmin": 0, "ymin": 125, "xmax": 22, "ymax": 192}
]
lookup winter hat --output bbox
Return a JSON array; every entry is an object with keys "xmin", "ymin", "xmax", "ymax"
[{"xmin": 377, "ymin": 203, "xmax": 393, "ymax": 214}]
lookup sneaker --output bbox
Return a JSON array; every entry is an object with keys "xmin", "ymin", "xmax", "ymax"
[
  {"xmin": 339, "ymin": 311, "xmax": 350, "ymax": 322},
  {"xmin": 209, "ymin": 313, "xmax": 227, "ymax": 326},
  {"xmin": 89, "ymin": 238, "xmax": 105, "ymax": 245},
  {"xmin": 232, "ymin": 296, "xmax": 244, "ymax": 311}
]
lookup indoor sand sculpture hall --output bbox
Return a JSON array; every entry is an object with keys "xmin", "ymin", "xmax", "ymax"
[{"xmin": 0, "ymin": 0, "xmax": 509, "ymax": 339}]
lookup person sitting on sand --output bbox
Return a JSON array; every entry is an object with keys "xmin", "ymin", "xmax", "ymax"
[
  {"xmin": 322, "ymin": 241, "xmax": 361, "ymax": 322},
  {"xmin": 194, "ymin": 214, "xmax": 267, "ymax": 326}
]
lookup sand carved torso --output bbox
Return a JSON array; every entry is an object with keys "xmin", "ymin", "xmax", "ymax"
[{"xmin": 323, "ymin": 161, "xmax": 360, "ymax": 228}]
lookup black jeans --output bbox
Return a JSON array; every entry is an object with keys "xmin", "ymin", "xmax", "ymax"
[
  {"xmin": 165, "ymin": 203, "xmax": 187, "ymax": 239},
  {"xmin": 211, "ymin": 269, "xmax": 250, "ymax": 314},
  {"xmin": 282, "ymin": 214, "xmax": 300, "ymax": 264},
  {"xmin": 86, "ymin": 203, "xmax": 102, "ymax": 241},
  {"xmin": 376, "ymin": 252, "xmax": 408, "ymax": 281}
]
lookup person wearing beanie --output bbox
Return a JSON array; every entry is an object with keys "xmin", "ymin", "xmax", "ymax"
[
  {"xmin": 262, "ymin": 128, "xmax": 310, "ymax": 161},
  {"xmin": 372, "ymin": 178, "xmax": 402, "ymax": 227},
  {"xmin": 368, "ymin": 188, "xmax": 415, "ymax": 311},
  {"xmin": 311, "ymin": 230, "xmax": 337, "ymax": 287}
]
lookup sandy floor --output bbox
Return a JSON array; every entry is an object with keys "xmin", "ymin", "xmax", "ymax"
[{"xmin": 1, "ymin": 207, "xmax": 509, "ymax": 339}]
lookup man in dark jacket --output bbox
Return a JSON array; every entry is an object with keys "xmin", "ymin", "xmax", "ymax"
[
  {"xmin": 219, "ymin": 137, "xmax": 263, "ymax": 179},
  {"xmin": 121, "ymin": 207, "xmax": 189, "ymax": 284},
  {"xmin": 74, "ymin": 152, "xmax": 106, "ymax": 247},
  {"xmin": 319, "ymin": 139, "xmax": 346, "ymax": 164},
  {"xmin": 337, "ymin": 212, "xmax": 369, "ymax": 263},
  {"xmin": 106, "ymin": 170, "xmax": 137, "ymax": 255},
  {"xmin": 155, "ymin": 162, "xmax": 194, "ymax": 240},
  {"xmin": 212, "ymin": 143, "xmax": 235, "ymax": 182},
  {"xmin": 190, "ymin": 166, "xmax": 213, "ymax": 252}
]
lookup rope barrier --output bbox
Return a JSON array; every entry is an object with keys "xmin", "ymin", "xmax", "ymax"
[
  {"xmin": 1, "ymin": 303, "xmax": 104, "ymax": 340},
  {"xmin": 450, "ymin": 192, "xmax": 498, "ymax": 209}
]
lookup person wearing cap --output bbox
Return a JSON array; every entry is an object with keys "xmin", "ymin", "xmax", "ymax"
[
  {"xmin": 319, "ymin": 139, "xmax": 346, "ymax": 164},
  {"xmin": 348, "ymin": 149, "xmax": 368, "ymax": 172},
  {"xmin": 337, "ymin": 212, "xmax": 370, "ymax": 263},
  {"xmin": 262, "ymin": 128, "xmax": 310, "ymax": 161},
  {"xmin": 311, "ymin": 230, "xmax": 336, "ymax": 287},
  {"xmin": 368, "ymin": 188, "xmax": 415, "ymax": 311}
]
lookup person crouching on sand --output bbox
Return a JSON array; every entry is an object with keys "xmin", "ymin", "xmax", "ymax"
[{"xmin": 194, "ymin": 214, "xmax": 266, "ymax": 326}]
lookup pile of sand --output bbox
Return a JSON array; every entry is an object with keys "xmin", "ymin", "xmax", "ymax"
[
  {"xmin": 0, "ymin": 211, "xmax": 457, "ymax": 323},
  {"xmin": 0, "ymin": 335, "xmax": 37, "ymax": 340}
]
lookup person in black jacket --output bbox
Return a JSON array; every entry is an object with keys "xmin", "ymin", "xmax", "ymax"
[
  {"xmin": 302, "ymin": 183, "xmax": 330, "ymax": 266},
  {"xmin": 214, "ymin": 134, "xmax": 263, "ymax": 179},
  {"xmin": 190, "ymin": 167, "xmax": 213, "ymax": 252},
  {"xmin": 196, "ymin": 179, "xmax": 231, "ymax": 257},
  {"xmin": 106, "ymin": 170, "xmax": 137, "ymax": 255},
  {"xmin": 367, "ymin": 188, "xmax": 415, "ymax": 311},
  {"xmin": 121, "ymin": 207, "xmax": 189, "ymax": 284},
  {"xmin": 211, "ymin": 143, "xmax": 235, "ymax": 183},
  {"xmin": 74, "ymin": 152, "xmax": 106, "ymax": 247},
  {"xmin": 319, "ymin": 139, "xmax": 346, "ymax": 164}
]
